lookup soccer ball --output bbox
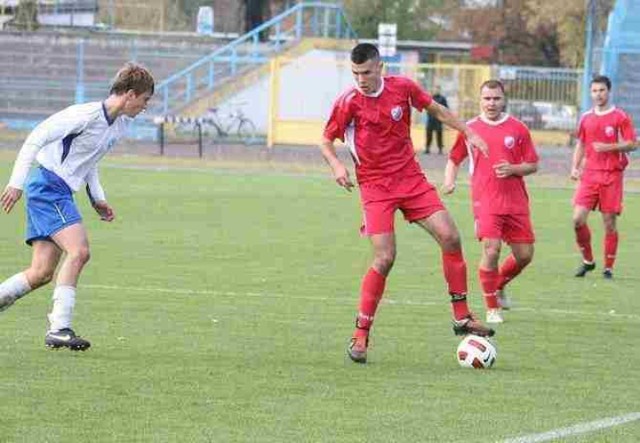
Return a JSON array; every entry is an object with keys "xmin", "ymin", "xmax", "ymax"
[{"xmin": 456, "ymin": 335, "xmax": 497, "ymax": 369}]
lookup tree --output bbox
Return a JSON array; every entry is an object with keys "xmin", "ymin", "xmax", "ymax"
[
  {"xmin": 443, "ymin": 0, "xmax": 614, "ymax": 67},
  {"xmin": 343, "ymin": 0, "xmax": 447, "ymax": 40},
  {"xmin": 524, "ymin": 0, "xmax": 614, "ymax": 67}
]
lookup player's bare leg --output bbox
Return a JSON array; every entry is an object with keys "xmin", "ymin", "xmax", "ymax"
[
  {"xmin": 0, "ymin": 241, "xmax": 61, "ymax": 312},
  {"xmin": 602, "ymin": 212, "xmax": 618, "ymax": 279},
  {"xmin": 415, "ymin": 210, "xmax": 495, "ymax": 337},
  {"xmin": 495, "ymin": 243, "xmax": 534, "ymax": 312},
  {"xmin": 478, "ymin": 239, "xmax": 503, "ymax": 323},
  {"xmin": 45, "ymin": 224, "xmax": 92, "ymax": 351},
  {"xmin": 347, "ymin": 233, "xmax": 395, "ymax": 363},
  {"xmin": 573, "ymin": 205, "xmax": 595, "ymax": 277}
]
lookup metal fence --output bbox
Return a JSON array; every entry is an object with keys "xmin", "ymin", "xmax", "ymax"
[{"xmin": 590, "ymin": 0, "xmax": 640, "ymax": 126}]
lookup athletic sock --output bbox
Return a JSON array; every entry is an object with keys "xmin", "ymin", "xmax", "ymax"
[
  {"xmin": 604, "ymin": 231, "xmax": 619, "ymax": 270},
  {"xmin": 48, "ymin": 286, "xmax": 76, "ymax": 332},
  {"xmin": 354, "ymin": 268, "xmax": 386, "ymax": 338},
  {"xmin": 479, "ymin": 268, "xmax": 499, "ymax": 309},
  {"xmin": 497, "ymin": 254, "xmax": 524, "ymax": 290},
  {"xmin": 0, "ymin": 272, "xmax": 32, "ymax": 301},
  {"xmin": 575, "ymin": 224, "xmax": 594, "ymax": 263},
  {"xmin": 442, "ymin": 250, "xmax": 471, "ymax": 320}
]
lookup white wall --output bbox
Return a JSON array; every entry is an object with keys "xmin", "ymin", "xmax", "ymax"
[{"xmin": 217, "ymin": 49, "xmax": 354, "ymax": 134}]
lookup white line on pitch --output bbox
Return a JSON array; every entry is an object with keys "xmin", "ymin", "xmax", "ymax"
[
  {"xmin": 501, "ymin": 412, "xmax": 640, "ymax": 443},
  {"xmin": 83, "ymin": 283, "xmax": 640, "ymax": 321}
]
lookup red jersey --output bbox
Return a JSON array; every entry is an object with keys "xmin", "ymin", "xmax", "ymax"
[
  {"xmin": 323, "ymin": 76, "xmax": 433, "ymax": 183},
  {"xmin": 577, "ymin": 107, "xmax": 636, "ymax": 171},
  {"xmin": 450, "ymin": 114, "xmax": 539, "ymax": 215}
]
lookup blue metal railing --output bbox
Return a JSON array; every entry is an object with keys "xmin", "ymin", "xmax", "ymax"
[
  {"xmin": 154, "ymin": 2, "xmax": 356, "ymax": 114},
  {"xmin": 585, "ymin": 0, "xmax": 640, "ymax": 111}
]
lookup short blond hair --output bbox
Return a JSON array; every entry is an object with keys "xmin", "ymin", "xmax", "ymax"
[{"xmin": 110, "ymin": 62, "xmax": 155, "ymax": 96}]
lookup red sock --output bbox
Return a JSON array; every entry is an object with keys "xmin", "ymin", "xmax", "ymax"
[
  {"xmin": 604, "ymin": 231, "xmax": 619, "ymax": 270},
  {"xmin": 575, "ymin": 224, "xmax": 594, "ymax": 263},
  {"xmin": 497, "ymin": 254, "xmax": 523, "ymax": 291},
  {"xmin": 479, "ymin": 268, "xmax": 499, "ymax": 309},
  {"xmin": 354, "ymin": 268, "xmax": 386, "ymax": 337},
  {"xmin": 442, "ymin": 250, "xmax": 470, "ymax": 320}
]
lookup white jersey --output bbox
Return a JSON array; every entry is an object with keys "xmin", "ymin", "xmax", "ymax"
[{"xmin": 8, "ymin": 101, "xmax": 130, "ymax": 201}]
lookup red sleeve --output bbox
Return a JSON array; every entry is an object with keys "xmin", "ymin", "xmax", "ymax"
[
  {"xmin": 407, "ymin": 79, "xmax": 433, "ymax": 111},
  {"xmin": 449, "ymin": 132, "xmax": 469, "ymax": 165},
  {"xmin": 521, "ymin": 128, "xmax": 539, "ymax": 163},
  {"xmin": 323, "ymin": 91, "xmax": 354, "ymax": 142},
  {"xmin": 619, "ymin": 113, "xmax": 637, "ymax": 142}
]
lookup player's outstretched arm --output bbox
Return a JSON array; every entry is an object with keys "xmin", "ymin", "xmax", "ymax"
[
  {"xmin": 319, "ymin": 137, "xmax": 354, "ymax": 192},
  {"xmin": 442, "ymin": 160, "xmax": 459, "ymax": 195},
  {"xmin": 425, "ymin": 102, "xmax": 489, "ymax": 157}
]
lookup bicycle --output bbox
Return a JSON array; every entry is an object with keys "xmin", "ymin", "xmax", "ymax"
[{"xmin": 200, "ymin": 104, "xmax": 257, "ymax": 145}]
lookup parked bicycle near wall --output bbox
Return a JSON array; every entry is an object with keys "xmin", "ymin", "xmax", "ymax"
[{"xmin": 201, "ymin": 103, "xmax": 257, "ymax": 145}]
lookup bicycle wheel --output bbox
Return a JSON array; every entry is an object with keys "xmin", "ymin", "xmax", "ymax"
[{"xmin": 237, "ymin": 118, "xmax": 257, "ymax": 145}]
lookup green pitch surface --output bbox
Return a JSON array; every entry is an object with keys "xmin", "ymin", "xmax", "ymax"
[{"xmin": 1, "ymin": 160, "xmax": 639, "ymax": 442}]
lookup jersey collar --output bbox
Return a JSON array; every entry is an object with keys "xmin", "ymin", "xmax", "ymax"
[
  {"xmin": 356, "ymin": 77, "xmax": 385, "ymax": 98},
  {"xmin": 102, "ymin": 102, "xmax": 116, "ymax": 126},
  {"xmin": 479, "ymin": 112, "xmax": 509, "ymax": 126},
  {"xmin": 593, "ymin": 105, "xmax": 616, "ymax": 116}
]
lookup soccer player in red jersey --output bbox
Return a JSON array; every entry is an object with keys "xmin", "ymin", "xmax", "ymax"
[
  {"xmin": 442, "ymin": 80, "xmax": 539, "ymax": 324},
  {"xmin": 571, "ymin": 75, "xmax": 637, "ymax": 279},
  {"xmin": 320, "ymin": 43, "xmax": 494, "ymax": 364}
]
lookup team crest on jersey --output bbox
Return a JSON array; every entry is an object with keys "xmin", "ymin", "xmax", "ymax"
[
  {"xmin": 504, "ymin": 135, "xmax": 515, "ymax": 149},
  {"xmin": 390, "ymin": 105, "xmax": 403, "ymax": 121},
  {"xmin": 605, "ymin": 126, "xmax": 615, "ymax": 137}
]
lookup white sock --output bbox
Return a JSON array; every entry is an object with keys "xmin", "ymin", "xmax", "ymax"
[
  {"xmin": 48, "ymin": 286, "xmax": 76, "ymax": 332},
  {"xmin": 0, "ymin": 272, "xmax": 32, "ymax": 301}
]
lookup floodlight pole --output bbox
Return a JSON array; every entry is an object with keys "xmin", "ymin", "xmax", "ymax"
[{"xmin": 581, "ymin": 0, "xmax": 596, "ymax": 113}]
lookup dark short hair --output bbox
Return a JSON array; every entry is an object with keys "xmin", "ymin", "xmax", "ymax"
[
  {"xmin": 110, "ymin": 62, "xmax": 155, "ymax": 96},
  {"xmin": 591, "ymin": 75, "xmax": 611, "ymax": 90},
  {"xmin": 351, "ymin": 43, "xmax": 380, "ymax": 64},
  {"xmin": 480, "ymin": 79, "xmax": 505, "ymax": 93}
]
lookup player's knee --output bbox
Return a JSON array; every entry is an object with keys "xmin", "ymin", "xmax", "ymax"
[
  {"xmin": 69, "ymin": 247, "xmax": 91, "ymax": 267},
  {"xmin": 573, "ymin": 214, "xmax": 587, "ymax": 229},
  {"xmin": 603, "ymin": 218, "xmax": 617, "ymax": 233},
  {"xmin": 374, "ymin": 250, "xmax": 396, "ymax": 274},
  {"xmin": 28, "ymin": 266, "xmax": 55, "ymax": 288},
  {"xmin": 518, "ymin": 252, "xmax": 533, "ymax": 268},
  {"xmin": 440, "ymin": 230, "xmax": 461, "ymax": 251},
  {"xmin": 483, "ymin": 245, "xmax": 501, "ymax": 265}
]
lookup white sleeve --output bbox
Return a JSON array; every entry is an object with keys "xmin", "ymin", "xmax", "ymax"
[
  {"xmin": 8, "ymin": 108, "xmax": 89, "ymax": 189},
  {"xmin": 85, "ymin": 166, "xmax": 106, "ymax": 203}
]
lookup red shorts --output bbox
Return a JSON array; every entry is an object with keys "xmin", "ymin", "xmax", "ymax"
[
  {"xmin": 573, "ymin": 170, "xmax": 624, "ymax": 214},
  {"xmin": 474, "ymin": 213, "xmax": 535, "ymax": 244},
  {"xmin": 359, "ymin": 173, "xmax": 445, "ymax": 235}
]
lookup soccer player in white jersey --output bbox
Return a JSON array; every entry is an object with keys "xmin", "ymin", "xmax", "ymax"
[{"xmin": 0, "ymin": 63, "xmax": 154, "ymax": 350}]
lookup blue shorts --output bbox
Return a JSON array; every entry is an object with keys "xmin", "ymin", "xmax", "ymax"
[{"xmin": 25, "ymin": 166, "xmax": 82, "ymax": 245}]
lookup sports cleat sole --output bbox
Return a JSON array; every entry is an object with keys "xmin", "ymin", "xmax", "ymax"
[
  {"xmin": 452, "ymin": 323, "xmax": 495, "ymax": 337},
  {"xmin": 45, "ymin": 342, "xmax": 91, "ymax": 351}
]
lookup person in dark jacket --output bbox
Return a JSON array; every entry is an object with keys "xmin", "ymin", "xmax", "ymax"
[{"xmin": 425, "ymin": 86, "xmax": 449, "ymax": 154}]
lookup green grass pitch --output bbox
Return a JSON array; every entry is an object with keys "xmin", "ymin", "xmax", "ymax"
[{"xmin": 1, "ymin": 159, "xmax": 639, "ymax": 442}]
